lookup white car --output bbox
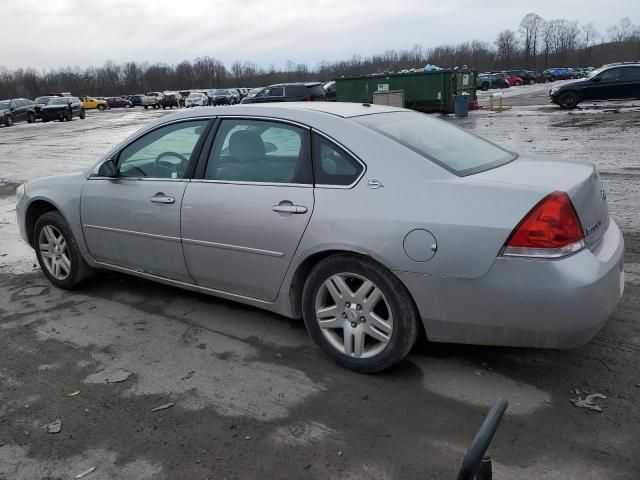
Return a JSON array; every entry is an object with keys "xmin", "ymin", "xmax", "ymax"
[{"xmin": 185, "ymin": 92, "xmax": 209, "ymax": 107}]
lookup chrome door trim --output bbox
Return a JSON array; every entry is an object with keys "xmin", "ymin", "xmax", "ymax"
[
  {"xmin": 84, "ymin": 224, "xmax": 181, "ymax": 243},
  {"xmin": 182, "ymin": 237, "xmax": 284, "ymax": 258},
  {"xmin": 88, "ymin": 177, "xmax": 190, "ymax": 182},
  {"xmin": 93, "ymin": 260, "xmax": 273, "ymax": 305},
  {"xmin": 311, "ymin": 129, "xmax": 367, "ymax": 189}
]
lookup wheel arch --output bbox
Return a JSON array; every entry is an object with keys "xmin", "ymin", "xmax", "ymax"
[
  {"xmin": 285, "ymin": 248, "xmax": 426, "ymax": 340},
  {"xmin": 24, "ymin": 199, "xmax": 62, "ymax": 247}
]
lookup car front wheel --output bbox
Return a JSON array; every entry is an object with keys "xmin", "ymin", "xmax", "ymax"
[
  {"xmin": 4, "ymin": 115, "xmax": 13, "ymax": 126},
  {"xmin": 34, "ymin": 211, "xmax": 93, "ymax": 289},
  {"xmin": 302, "ymin": 254, "xmax": 419, "ymax": 373},
  {"xmin": 558, "ymin": 91, "xmax": 579, "ymax": 109}
]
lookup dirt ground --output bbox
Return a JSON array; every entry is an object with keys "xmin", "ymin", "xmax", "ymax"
[{"xmin": 1, "ymin": 91, "xmax": 639, "ymax": 479}]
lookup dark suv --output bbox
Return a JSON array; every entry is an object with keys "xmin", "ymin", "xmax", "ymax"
[
  {"xmin": 550, "ymin": 63, "xmax": 640, "ymax": 109},
  {"xmin": 241, "ymin": 82, "xmax": 326, "ymax": 103},
  {"xmin": 40, "ymin": 96, "xmax": 85, "ymax": 122},
  {"xmin": 0, "ymin": 98, "xmax": 36, "ymax": 126}
]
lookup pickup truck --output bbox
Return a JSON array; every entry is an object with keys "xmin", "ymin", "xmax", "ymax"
[
  {"xmin": 128, "ymin": 94, "xmax": 157, "ymax": 109},
  {"xmin": 145, "ymin": 92, "xmax": 164, "ymax": 108}
]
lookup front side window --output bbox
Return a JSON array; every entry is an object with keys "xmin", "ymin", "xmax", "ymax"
[
  {"xmin": 353, "ymin": 112, "xmax": 515, "ymax": 176},
  {"xmin": 313, "ymin": 134, "xmax": 363, "ymax": 186},
  {"xmin": 118, "ymin": 120, "xmax": 209, "ymax": 179},
  {"xmin": 205, "ymin": 119, "xmax": 311, "ymax": 184},
  {"xmin": 598, "ymin": 68, "xmax": 622, "ymax": 82}
]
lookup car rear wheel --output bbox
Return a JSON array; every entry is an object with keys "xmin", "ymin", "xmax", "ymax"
[
  {"xmin": 480, "ymin": 83, "xmax": 489, "ymax": 91},
  {"xmin": 79, "ymin": 109, "xmax": 86, "ymax": 120},
  {"xmin": 144, "ymin": 105, "xmax": 148, "ymax": 110},
  {"xmin": 4, "ymin": 115, "xmax": 14, "ymax": 127},
  {"xmin": 515, "ymin": 81, "xmax": 523, "ymax": 86},
  {"xmin": 302, "ymin": 254, "xmax": 419, "ymax": 373},
  {"xmin": 65, "ymin": 109, "xmax": 72, "ymax": 121},
  {"xmin": 559, "ymin": 91, "xmax": 579, "ymax": 109},
  {"xmin": 34, "ymin": 211, "xmax": 94, "ymax": 290},
  {"xmin": 97, "ymin": 104, "xmax": 105, "ymax": 111},
  {"xmin": 27, "ymin": 112, "xmax": 36, "ymax": 123}
]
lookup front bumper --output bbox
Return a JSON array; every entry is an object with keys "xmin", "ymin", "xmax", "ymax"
[
  {"xmin": 41, "ymin": 108, "xmax": 66, "ymax": 120},
  {"xmin": 396, "ymin": 219, "xmax": 625, "ymax": 349}
]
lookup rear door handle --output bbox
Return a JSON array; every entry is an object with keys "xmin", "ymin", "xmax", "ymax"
[
  {"xmin": 272, "ymin": 204, "xmax": 308, "ymax": 214},
  {"xmin": 150, "ymin": 194, "xmax": 175, "ymax": 204}
]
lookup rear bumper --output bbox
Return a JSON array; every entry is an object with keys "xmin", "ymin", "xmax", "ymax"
[{"xmin": 396, "ymin": 219, "xmax": 625, "ymax": 348}]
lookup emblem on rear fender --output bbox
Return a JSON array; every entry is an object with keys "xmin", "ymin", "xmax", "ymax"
[{"xmin": 586, "ymin": 220, "xmax": 602, "ymax": 236}]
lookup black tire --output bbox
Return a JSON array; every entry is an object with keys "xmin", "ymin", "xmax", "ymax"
[
  {"xmin": 65, "ymin": 109, "xmax": 72, "ymax": 121},
  {"xmin": 550, "ymin": 76, "xmax": 557, "ymax": 82},
  {"xmin": 42, "ymin": 118, "xmax": 49, "ymax": 123},
  {"xmin": 34, "ymin": 211, "xmax": 94, "ymax": 290},
  {"xmin": 144, "ymin": 105, "xmax": 149, "ymax": 110},
  {"xmin": 79, "ymin": 109, "xmax": 86, "ymax": 119},
  {"xmin": 4, "ymin": 115, "xmax": 13, "ymax": 127},
  {"xmin": 480, "ymin": 83, "xmax": 489, "ymax": 91},
  {"xmin": 162, "ymin": 106, "xmax": 166, "ymax": 110},
  {"xmin": 302, "ymin": 253, "xmax": 419, "ymax": 373},
  {"xmin": 27, "ymin": 112, "xmax": 36, "ymax": 123},
  {"xmin": 558, "ymin": 91, "xmax": 580, "ymax": 109},
  {"xmin": 97, "ymin": 104, "xmax": 105, "ymax": 111}
]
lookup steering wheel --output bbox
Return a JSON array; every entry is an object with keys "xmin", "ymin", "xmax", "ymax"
[{"xmin": 155, "ymin": 151, "xmax": 189, "ymax": 176}]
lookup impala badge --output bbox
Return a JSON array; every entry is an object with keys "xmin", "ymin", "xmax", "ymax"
[
  {"xmin": 586, "ymin": 219, "xmax": 602, "ymax": 236},
  {"xmin": 367, "ymin": 178, "xmax": 384, "ymax": 189}
]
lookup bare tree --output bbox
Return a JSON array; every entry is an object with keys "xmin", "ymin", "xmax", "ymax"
[
  {"xmin": 607, "ymin": 17, "xmax": 634, "ymax": 43},
  {"xmin": 519, "ymin": 13, "xmax": 544, "ymax": 68},
  {"xmin": 495, "ymin": 29, "xmax": 519, "ymax": 68}
]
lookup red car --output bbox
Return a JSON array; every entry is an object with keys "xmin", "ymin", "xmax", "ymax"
[
  {"xmin": 106, "ymin": 97, "xmax": 133, "ymax": 108},
  {"xmin": 491, "ymin": 72, "xmax": 524, "ymax": 86}
]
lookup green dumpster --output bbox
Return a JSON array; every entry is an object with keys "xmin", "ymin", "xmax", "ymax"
[{"xmin": 335, "ymin": 69, "xmax": 477, "ymax": 113}]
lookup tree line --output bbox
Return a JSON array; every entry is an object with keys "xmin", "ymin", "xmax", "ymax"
[{"xmin": 1, "ymin": 15, "xmax": 638, "ymax": 99}]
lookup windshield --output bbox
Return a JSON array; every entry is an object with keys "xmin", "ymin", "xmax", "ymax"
[
  {"xmin": 353, "ymin": 112, "xmax": 516, "ymax": 176},
  {"xmin": 34, "ymin": 97, "xmax": 52, "ymax": 104},
  {"xmin": 587, "ymin": 67, "xmax": 606, "ymax": 78},
  {"xmin": 215, "ymin": 89, "xmax": 229, "ymax": 95},
  {"xmin": 50, "ymin": 98, "xmax": 69, "ymax": 105},
  {"xmin": 188, "ymin": 93, "xmax": 202, "ymax": 99},
  {"xmin": 0, "ymin": 100, "xmax": 10, "ymax": 109}
]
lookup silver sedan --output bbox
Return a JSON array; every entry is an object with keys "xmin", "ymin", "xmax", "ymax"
[{"xmin": 16, "ymin": 103, "xmax": 625, "ymax": 372}]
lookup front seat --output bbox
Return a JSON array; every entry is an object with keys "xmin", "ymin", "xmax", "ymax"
[{"xmin": 217, "ymin": 130, "xmax": 266, "ymax": 181}]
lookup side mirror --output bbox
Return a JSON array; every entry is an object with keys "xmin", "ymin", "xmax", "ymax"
[{"xmin": 97, "ymin": 159, "xmax": 117, "ymax": 177}]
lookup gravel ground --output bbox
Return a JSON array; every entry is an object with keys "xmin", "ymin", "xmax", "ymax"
[{"xmin": 0, "ymin": 98, "xmax": 639, "ymax": 479}]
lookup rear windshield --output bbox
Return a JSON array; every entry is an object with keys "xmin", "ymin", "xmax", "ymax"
[{"xmin": 353, "ymin": 112, "xmax": 516, "ymax": 176}]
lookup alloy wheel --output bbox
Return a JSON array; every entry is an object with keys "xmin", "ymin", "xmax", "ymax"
[
  {"xmin": 38, "ymin": 225, "xmax": 71, "ymax": 280},
  {"xmin": 314, "ymin": 273, "xmax": 393, "ymax": 358}
]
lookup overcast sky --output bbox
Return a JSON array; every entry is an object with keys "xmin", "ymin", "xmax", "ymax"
[{"xmin": 1, "ymin": 0, "xmax": 638, "ymax": 70}]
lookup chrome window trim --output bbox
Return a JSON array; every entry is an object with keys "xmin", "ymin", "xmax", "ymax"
[
  {"xmin": 84, "ymin": 224, "xmax": 181, "ymax": 243},
  {"xmin": 90, "ymin": 117, "xmax": 216, "ymax": 177},
  {"xmin": 88, "ymin": 177, "xmax": 190, "ymax": 182},
  {"xmin": 182, "ymin": 238, "xmax": 284, "ymax": 258},
  {"xmin": 190, "ymin": 179, "xmax": 312, "ymax": 188},
  {"xmin": 214, "ymin": 115, "xmax": 310, "ymax": 130},
  {"xmin": 311, "ymin": 129, "xmax": 367, "ymax": 190}
]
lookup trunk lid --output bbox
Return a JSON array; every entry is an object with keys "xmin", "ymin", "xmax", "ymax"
[{"xmin": 472, "ymin": 157, "xmax": 610, "ymax": 250}]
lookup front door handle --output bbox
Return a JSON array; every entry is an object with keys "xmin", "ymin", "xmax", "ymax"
[
  {"xmin": 150, "ymin": 194, "xmax": 175, "ymax": 204},
  {"xmin": 272, "ymin": 204, "xmax": 308, "ymax": 214}
]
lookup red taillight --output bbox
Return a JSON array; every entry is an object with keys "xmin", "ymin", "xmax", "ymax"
[{"xmin": 503, "ymin": 191, "xmax": 585, "ymax": 258}]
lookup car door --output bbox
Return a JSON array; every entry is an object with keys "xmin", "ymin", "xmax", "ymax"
[
  {"xmin": 620, "ymin": 66, "xmax": 640, "ymax": 99},
  {"xmin": 81, "ymin": 119, "xmax": 212, "ymax": 282},
  {"xmin": 253, "ymin": 86, "xmax": 285, "ymax": 103},
  {"xmin": 586, "ymin": 68, "xmax": 624, "ymax": 100},
  {"xmin": 181, "ymin": 117, "xmax": 314, "ymax": 301},
  {"xmin": 12, "ymin": 100, "xmax": 27, "ymax": 122}
]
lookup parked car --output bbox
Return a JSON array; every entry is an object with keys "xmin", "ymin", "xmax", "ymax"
[
  {"xmin": 241, "ymin": 82, "xmax": 326, "ymax": 103},
  {"xmin": 476, "ymin": 74, "xmax": 509, "ymax": 91},
  {"xmin": 162, "ymin": 93, "xmax": 181, "ymax": 109},
  {"xmin": 210, "ymin": 89, "xmax": 237, "ymax": 105},
  {"xmin": 324, "ymin": 81, "xmax": 337, "ymax": 101},
  {"xmin": 545, "ymin": 68, "xmax": 577, "ymax": 81},
  {"xmin": 33, "ymin": 96, "xmax": 55, "ymax": 119},
  {"xmin": 106, "ymin": 97, "xmax": 133, "ymax": 108},
  {"xmin": 245, "ymin": 87, "xmax": 264, "ymax": 99},
  {"xmin": 504, "ymin": 70, "xmax": 537, "ymax": 85},
  {"xmin": 527, "ymin": 70, "xmax": 550, "ymax": 83},
  {"xmin": 40, "ymin": 96, "xmax": 85, "ymax": 122},
  {"xmin": 0, "ymin": 98, "xmax": 36, "ymax": 126},
  {"xmin": 550, "ymin": 63, "xmax": 640, "ymax": 109},
  {"xmin": 145, "ymin": 92, "xmax": 163, "ymax": 108},
  {"xmin": 495, "ymin": 73, "xmax": 524, "ymax": 86},
  {"xmin": 184, "ymin": 92, "xmax": 209, "ymax": 107},
  {"xmin": 178, "ymin": 91, "xmax": 191, "ymax": 107},
  {"xmin": 15, "ymin": 103, "xmax": 624, "ymax": 373},
  {"xmin": 128, "ymin": 94, "xmax": 156, "ymax": 109},
  {"xmin": 79, "ymin": 96, "xmax": 108, "ymax": 110}
]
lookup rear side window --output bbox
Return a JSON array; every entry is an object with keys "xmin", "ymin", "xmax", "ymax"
[
  {"xmin": 621, "ymin": 67, "xmax": 640, "ymax": 80},
  {"xmin": 353, "ymin": 112, "xmax": 515, "ymax": 176},
  {"xmin": 313, "ymin": 134, "xmax": 363, "ymax": 186}
]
